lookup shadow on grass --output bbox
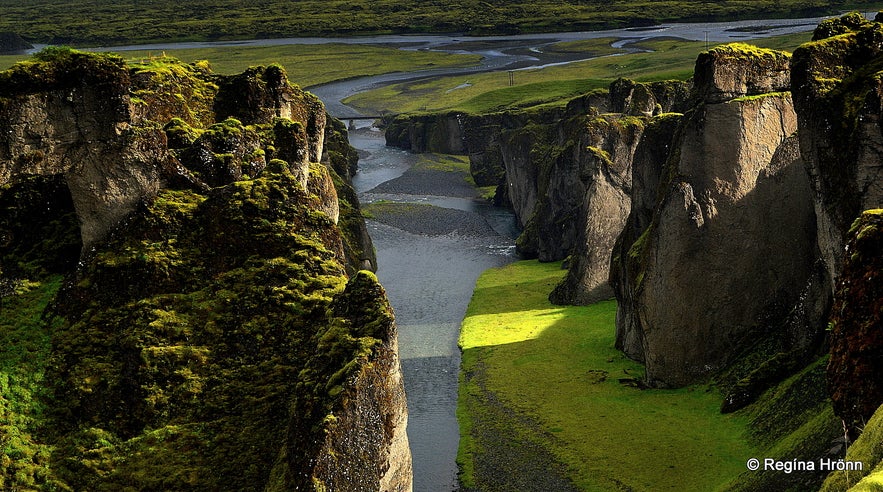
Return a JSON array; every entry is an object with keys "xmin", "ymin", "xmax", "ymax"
[{"xmin": 457, "ymin": 261, "xmax": 755, "ymax": 491}]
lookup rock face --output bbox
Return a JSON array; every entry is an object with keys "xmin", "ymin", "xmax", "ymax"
[
  {"xmin": 608, "ymin": 113, "xmax": 682, "ymax": 357},
  {"xmin": 788, "ymin": 13, "xmax": 883, "ymax": 439},
  {"xmin": 0, "ymin": 50, "xmax": 410, "ymax": 491},
  {"xmin": 792, "ymin": 12, "xmax": 883, "ymax": 290},
  {"xmin": 386, "ymin": 81, "xmax": 689, "ymax": 305},
  {"xmin": 611, "ymin": 44, "xmax": 821, "ymax": 386},
  {"xmin": 828, "ymin": 210, "xmax": 883, "ymax": 440}
]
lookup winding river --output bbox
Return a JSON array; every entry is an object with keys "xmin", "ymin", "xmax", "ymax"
[
  {"xmin": 72, "ymin": 13, "xmax": 865, "ymax": 490},
  {"xmin": 348, "ymin": 127, "xmax": 518, "ymax": 491},
  {"xmin": 311, "ymin": 15, "xmax": 840, "ymax": 491}
]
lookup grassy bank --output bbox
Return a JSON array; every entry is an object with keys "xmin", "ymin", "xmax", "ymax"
[
  {"xmin": 345, "ymin": 32, "xmax": 814, "ymax": 115},
  {"xmin": 458, "ymin": 260, "xmax": 754, "ymax": 490}
]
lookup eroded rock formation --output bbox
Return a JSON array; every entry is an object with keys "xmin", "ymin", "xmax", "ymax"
[
  {"xmin": 611, "ymin": 44, "xmax": 822, "ymax": 386},
  {"xmin": 0, "ymin": 49, "xmax": 410, "ymax": 491},
  {"xmin": 793, "ymin": 12, "xmax": 883, "ymax": 443}
]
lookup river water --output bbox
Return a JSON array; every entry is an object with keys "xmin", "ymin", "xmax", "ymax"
[
  {"xmin": 349, "ymin": 127, "xmax": 517, "ymax": 491},
  {"xmin": 59, "ymin": 13, "xmax": 861, "ymax": 489}
]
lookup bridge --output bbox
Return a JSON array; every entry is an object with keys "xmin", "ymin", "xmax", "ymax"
[{"xmin": 333, "ymin": 114, "xmax": 399, "ymax": 129}]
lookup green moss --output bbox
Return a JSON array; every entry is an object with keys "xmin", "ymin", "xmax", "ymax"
[
  {"xmin": 730, "ymin": 91, "xmax": 791, "ymax": 103},
  {"xmin": 0, "ymin": 48, "xmax": 127, "ymax": 95},
  {"xmin": 711, "ymin": 42, "xmax": 792, "ymax": 60},
  {"xmin": 129, "ymin": 56, "xmax": 219, "ymax": 127},
  {"xmin": 585, "ymin": 145, "xmax": 612, "ymax": 167},
  {"xmin": 0, "ymin": 275, "xmax": 64, "ymax": 491},
  {"xmin": 724, "ymin": 356, "xmax": 842, "ymax": 491},
  {"xmin": 821, "ymin": 404, "xmax": 883, "ymax": 491},
  {"xmin": 29, "ymin": 145, "xmax": 371, "ymax": 489}
]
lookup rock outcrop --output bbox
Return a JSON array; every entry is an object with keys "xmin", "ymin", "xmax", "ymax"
[
  {"xmin": 789, "ymin": 13, "xmax": 883, "ymax": 440},
  {"xmin": 386, "ymin": 80, "xmax": 690, "ymax": 305},
  {"xmin": 792, "ymin": 12, "xmax": 883, "ymax": 291},
  {"xmin": 828, "ymin": 210, "xmax": 883, "ymax": 439},
  {"xmin": 0, "ymin": 49, "xmax": 410, "ymax": 491},
  {"xmin": 611, "ymin": 44, "xmax": 822, "ymax": 386}
]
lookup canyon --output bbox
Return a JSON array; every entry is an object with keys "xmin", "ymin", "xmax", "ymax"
[
  {"xmin": 389, "ymin": 12, "xmax": 883, "ymax": 490},
  {"xmin": 1, "ymin": 10, "xmax": 882, "ymax": 492}
]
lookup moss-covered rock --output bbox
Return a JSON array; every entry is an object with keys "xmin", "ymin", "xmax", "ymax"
[
  {"xmin": 694, "ymin": 43, "xmax": 791, "ymax": 103},
  {"xmin": 726, "ymin": 356, "xmax": 842, "ymax": 491},
  {"xmin": 0, "ymin": 49, "xmax": 410, "ymax": 491},
  {"xmin": 820, "ymin": 403, "xmax": 883, "ymax": 491},
  {"xmin": 791, "ymin": 14, "xmax": 883, "ymax": 285},
  {"xmin": 828, "ymin": 209, "xmax": 883, "ymax": 439}
]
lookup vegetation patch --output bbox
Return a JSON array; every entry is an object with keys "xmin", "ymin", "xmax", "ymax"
[
  {"xmin": 458, "ymin": 260, "xmax": 754, "ymax": 490},
  {"xmin": 346, "ymin": 32, "xmax": 813, "ymax": 116},
  {"xmin": 0, "ymin": 0, "xmax": 864, "ymax": 47}
]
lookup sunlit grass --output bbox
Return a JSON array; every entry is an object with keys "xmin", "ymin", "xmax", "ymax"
[{"xmin": 458, "ymin": 260, "xmax": 754, "ymax": 490}]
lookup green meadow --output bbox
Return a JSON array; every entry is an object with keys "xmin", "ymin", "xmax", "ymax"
[
  {"xmin": 0, "ymin": 44, "xmax": 481, "ymax": 89},
  {"xmin": 0, "ymin": 0, "xmax": 873, "ymax": 46},
  {"xmin": 345, "ymin": 32, "xmax": 814, "ymax": 115},
  {"xmin": 458, "ymin": 260, "xmax": 754, "ymax": 490}
]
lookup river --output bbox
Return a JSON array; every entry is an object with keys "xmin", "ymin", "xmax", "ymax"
[
  {"xmin": 348, "ymin": 127, "xmax": 518, "ymax": 491},
  {"xmin": 68, "ymin": 13, "xmax": 862, "ymax": 490}
]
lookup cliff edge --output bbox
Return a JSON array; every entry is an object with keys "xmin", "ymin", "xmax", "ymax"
[{"xmin": 0, "ymin": 49, "xmax": 410, "ymax": 491}]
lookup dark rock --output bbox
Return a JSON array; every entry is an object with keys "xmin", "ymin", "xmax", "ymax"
[
  {"xmin": 0, "ymin": 50, "xmax": 411, "ymax": 491},
  {"xmin": 0, "ymin": 32, "xmax": 32, "ymax": 54},
  {"xmin": 693, "ymin": 43, "xmax": 791, "ymax": 104},
  {"xmin": 611, "ymin": 45, "xmax": 823, "ymax": 386},
  {"xmin": 828, "ymin": 210, "xmax": 883, "ymax": 439}
]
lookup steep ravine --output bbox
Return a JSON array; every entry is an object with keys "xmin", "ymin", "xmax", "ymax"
[
  {"xmin": 388, "ymin": 12, "xmax": 883, "ymax": 491},
  {"xmin": 348, "ymin": 127, "xmax": 518, "ymax": 491}
]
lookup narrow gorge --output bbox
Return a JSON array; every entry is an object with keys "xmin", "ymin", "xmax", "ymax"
[
  {"xmin": 1, "ymin": 10, "xmax": 883, "ymax": 492},
  {"xmin": 388, "ymin": 12, "xmax": 883, "ymax": 490}
]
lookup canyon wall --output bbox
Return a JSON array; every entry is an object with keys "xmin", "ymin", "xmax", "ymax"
[
  {"xmin": 387, "ymin": 81, "xmax": 689, "ymax": 304},
  {"xmin": 0, "ymin": 50, "xmax": 409, "ymax": 491},
  {"xmin": 386, "ymin": 13, "xmax": 882, "ymax": 491},
  {"xmin": 612, "ymin": 44, "xmax": 825, "ymax": 386}
]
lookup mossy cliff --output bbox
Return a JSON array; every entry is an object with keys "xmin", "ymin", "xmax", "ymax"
[
  {"xmin": 0, "ymin": 50, "xmax": 410, "ymax": 490},
  {"xmin": 385, "ymin": 79, "xmax": 689, "ymax": 306},
  {"xmin": 612, "ymin": 43, "xmax": 823, "ymax": 387},
  {"xmin": 828, "ymin": 210, "xmax": 883, "ymax": 440}
]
